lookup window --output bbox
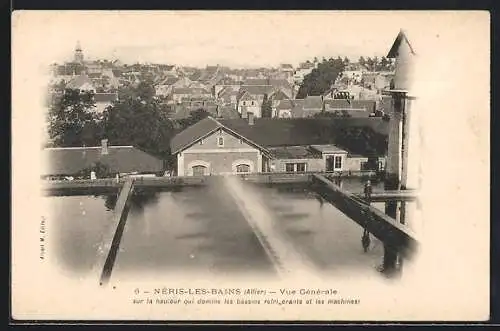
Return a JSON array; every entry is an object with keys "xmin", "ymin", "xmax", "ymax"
[
  {"xmin": 285, "ymin": 163, "xmax": 295, "ymax": 172},
  {"xmin": 239, "ymin": 139, "xmax": 243, "ymax": 144},
  {"xmin": 296, "ymin": 163, "xmax": 306, "ymax": 173},
  {"xmin": 217, "ymin": 137, "xmax": 224, "ymax": 147},
  {"xmin": 334, "ymin": 156, "xmax": 342, "ymax": 169},
  {"xmin": 199, "ymin": 139, "xmax": 204, "ymax": 145},
  {"xmin": 236, "ymin": 164, "xmax": 250, "ymax": 173},
  {"xmin": 192, "ymin": 165, "xmax": 207, "ymax": 176}
]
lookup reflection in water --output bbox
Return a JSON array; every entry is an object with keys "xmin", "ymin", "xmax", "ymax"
[{"xmin": 48, "ymin": 177, "xmax": 386, "ymax": 279}]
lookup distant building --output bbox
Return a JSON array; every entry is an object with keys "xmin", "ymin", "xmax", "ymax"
[
  {"xmin": 172, "ymin": 87, "xmax": 212, "ymax": 104},
  {"xmin": 236, "ymin": 85, "xmax": 275, "ymax": 118},
  {"xmin": 66, "ymin": 74, "xmax": 96, "ymax": 93}
]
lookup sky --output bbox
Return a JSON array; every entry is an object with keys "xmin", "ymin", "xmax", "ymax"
[{"xmin": 12, "ymin": 10, "xmax": 488, "ymax": 69}]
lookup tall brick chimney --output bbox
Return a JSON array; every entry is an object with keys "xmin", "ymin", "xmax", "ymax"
[{"xmin": 101, "ymin": 139, "xmax": 109, "ymax": 155}]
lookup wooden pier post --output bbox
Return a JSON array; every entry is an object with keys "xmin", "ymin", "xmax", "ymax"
[{"xmin": 382, "ymin": 30, "xmax": 417, "ymax": 276}]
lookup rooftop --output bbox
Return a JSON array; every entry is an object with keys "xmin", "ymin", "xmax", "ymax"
[
  {"xmin": 42, "ymin": 146, "xmax": 164, "ymax": 176},
  {"xmin": 268, "ymin": 146, "xmax": 322, "ymax": 160}
]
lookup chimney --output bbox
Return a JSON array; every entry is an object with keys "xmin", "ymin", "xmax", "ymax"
[
  {"xmin": 248, "ymin": 112, "xmax": 255, "ymax": 125},
  {"xmin": 101, "ymin": 139, "xmax": 109, "ymax": 155}
]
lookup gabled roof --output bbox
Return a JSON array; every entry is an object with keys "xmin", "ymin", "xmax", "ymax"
[
  {"xmin": 42, "ymin": 146, "xmax": 164, "ymax": 176},
  {"xmin": 219, "ymin": 118, "xmax": 389, "ymax": 150},
  {"xmin": 170, "ymin": 117, "xmax": 269, "ymax": 155},
  {"xmin": 387, "ymin": 30, "xmax": 416, "ymax": 58}
]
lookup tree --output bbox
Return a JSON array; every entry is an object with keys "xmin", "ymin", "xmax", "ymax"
[
  {"xmin": 358, "ymin": 56, "xmax": 366, "ymax": 66},
  {"xmin": 261, "ymin": 94, "xmax": 273, "ymax": 118},
  {"xmin": 103, "ymin": 81, "xmax": 175, "ymax": 162},
  {"xmin": 379, "ymin": 56, "xmax": 389, "ymax": 71},
  {"xmin": 296, "ymin": 57, "xmax": 345, "ymax": 99},
  {"xmin": 366, "ymin": 57, "xmax": 374, "ymax": 71},
  {"xmin": 343, "ymin": 57, "xmax": 350, "ymax": 65},
  {"xmin": 177, "ymin": 108, "xmax": 211, "ymax": 129},
  {"xmin": 47, "ymin": 88, "xmax": 101, "ymax": 147}
]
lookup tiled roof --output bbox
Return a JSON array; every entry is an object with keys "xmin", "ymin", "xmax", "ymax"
[
  {"xmin": 239, "ymin": 85, "xmax": 275, "ymax": 96},
  {"xmin": 310, "ymin": 144, "xmax": 348, "ymax": 154},
  {"xmin": 170, "ymin": 117, "xmax": 221, "ymax": 153},
  {"xmin": 324, "ymin": 100, "xmax": 376, "ymax": 112},
  {"xmin": 171, "ymin": 116, "xmax": 389, "ymax": 156},
  {"xmin": 268, "ymin": 146, "xmax": 322, "ymax": 159},
  {"xmin": 170, "ymin": 117, "xmax": 270, "ymax": 155},
  {"xmin": 42, "ymin": 146, "xmax": 164, "ymax": 176},
  {"xmin": 219, "ymin": 118, "xmax": 389, "ymax": 148}
]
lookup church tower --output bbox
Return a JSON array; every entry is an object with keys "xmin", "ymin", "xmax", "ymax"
[{"xmin": 74, "ymin": 41, "xmax": 84, "ymax": 64}]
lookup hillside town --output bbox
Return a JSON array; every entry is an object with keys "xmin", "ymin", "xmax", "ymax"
[{"xmin": 44, "ymin": 41, "xmax": 398, "ymax": 179}]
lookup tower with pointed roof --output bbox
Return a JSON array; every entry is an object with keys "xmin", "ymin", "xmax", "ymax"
[
  {"xmin": 382, "ymin": 29, "xmax": 421, "ymax": 275},
  {"xmin": 74, "ymin": 41, "xmax": 84, "ymax": 64}
]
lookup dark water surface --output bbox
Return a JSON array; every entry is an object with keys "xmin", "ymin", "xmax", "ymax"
[{"xmin": 45, "ymin": 177, "xmax": 386, "ymax": 279}]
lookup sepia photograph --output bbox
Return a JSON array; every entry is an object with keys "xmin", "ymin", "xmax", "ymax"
[{"xmin": 11, "ymin": 10, "xmax": 489, "ymax": 321}]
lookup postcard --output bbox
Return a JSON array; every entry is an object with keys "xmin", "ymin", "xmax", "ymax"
[{"xmin": 11, "ymin": 10, "xmax": 490, "ymax": 322}]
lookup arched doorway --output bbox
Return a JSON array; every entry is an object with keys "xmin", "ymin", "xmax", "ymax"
[
  {"xmin": 192, "ymin": 165, "xmax": 207, "ymax": 176},
  {"xmin": 236, "ymin": 164, "xmax": 250, "ymax": 173},
  {"xmin": 232, "ymin": 159, "xmax": 254, "ymax": 174}
]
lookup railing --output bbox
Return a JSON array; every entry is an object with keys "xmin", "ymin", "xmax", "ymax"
[
  {"xmin": 42, "ymin": 171, "xmax": 380, "ymax": 196},
  {"xmin": 310, "ymin": 174, "xmax": 419, "ymax": 260}
]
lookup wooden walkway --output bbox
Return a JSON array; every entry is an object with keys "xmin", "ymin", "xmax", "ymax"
[
  {"xmin": 310, "ymin": 174, "xmax": 419, "ymax": 260},
  {"xmin": 92, "ymin": 178, "xmax": 135, "ymax": 286}
]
